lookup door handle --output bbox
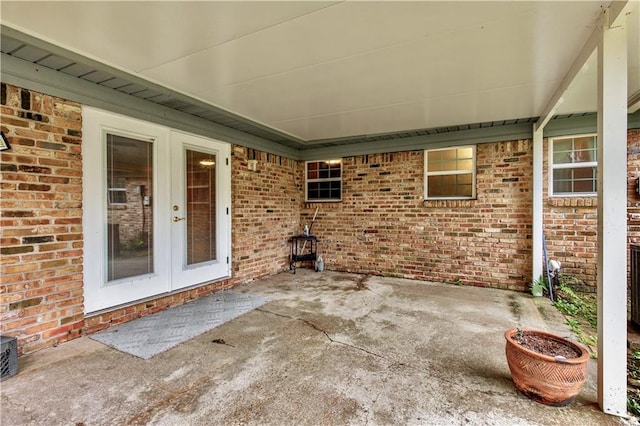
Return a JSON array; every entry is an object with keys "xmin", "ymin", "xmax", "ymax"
[{"xmin": 172, "ymin": 216, "xmax": 186, "ymax": 222}]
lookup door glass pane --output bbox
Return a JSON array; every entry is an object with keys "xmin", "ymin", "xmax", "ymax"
[
  {"xmin": 106, "ymin": 134, "xmax": 153, "ymax": 281},
  {"xmin": 186, "ymin": 150, "xmax": 216, "ymax": 265}
]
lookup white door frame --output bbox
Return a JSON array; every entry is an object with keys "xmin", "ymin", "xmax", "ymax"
[
  {"xmin": 83, "ymin": 107, "xmax": 231, "ymax": 314},
  {"xmin": 170, "ymin": 130, "xmax": 231, "ymax": 291}
]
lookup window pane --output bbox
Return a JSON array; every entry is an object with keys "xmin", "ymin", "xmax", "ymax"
[
  {"xmin": 555, "ymin": 168, "xmax": 571, "ymax": 179},
  {"xmin": 458, "ymin": 183, "xmax": 473, "ymax": 197},
  {"xmin": 553, "ymin": 167, "xmax": 596, "ymax": 194},
  {"xmin": 553, "ymin": 151, "xmax": 572, "ymax": 164},
  {"xmin": 308, "ymin": 183, "xmax": 319, "ymax": 199},
  {"xmin": 554, "ymin": 139, "xmax": 573, "ymax": 152},
  {"xmin": 441, "ymin": 174, "xmax": 456, "ymax": 186},
  {"xmin": 573, "ymin": 149, "xmax": 594, "ymax": 163},
  {"xmin": 428, "ymin": 160, "xmax": 443, "ymax": 172},
  {"xmin": 553, "ymin": 139, "xmax": 573, "ymax": 164},
  {"xmin": 573, "ymin": 167, "xmax": 597, "ymax": 193},
  {"xmin": 575, "ymin": 136, "xmax": 595, "ymax": 150},
  {"xmin": 457, "ymin": 147, "xmax": 473, "ymax": 159},
  {"xmin": 186, "ymin": 150, "xmax": 216, "ymax": 265},
  {"xmin": 554, "ymin": 181, "xmax": 572, "ymax": 193},
  {"xmin": 427, "ymin": 176, "xmax": 443, "ymax": 196},
  {"xmin": 428, "ymin": 151, "xmax": 443, "ymax": 162},
  {"xmin": 427, "ymin": 173, "xmax": 473, "ymax": 197},
  {"xmin": 426, "ymin": 147, "xmax": 475, "ymax": 199},
  {"xmin": 458, "ymin": 173, "xmax": 472, "ymax": 185},
  {"xmin": 553, "ymin": 136, "xmax": 597, "ymax": 164},
  {"xmin": 441, "ymin": 149, "xmax": 456, "ymax": 160},
  {"xmin": 108, "ymin": 189, "xmax": 127, "ymax": 205},
  {"xmin": 552, "ymin": 135, "xmax": 597, "ymax": 194},
  {"xmin": 442, "ymin": 159, "xmax": 457, "ymax": 171},
  {"xmin": 106, "ymin": 134, "xmax": 153, "ymax": 281},
  {"xmin": 573, "ymin": 167, "xmax": 594, "ymax": 179},
  {"xmin": 551, "ymin": 135, "xmax": 597, "ymax": 195},
  {"xmin": 458, "ymin": 159, "xmax": 473, "ymax": 171},
  {"xmin": 428, "ymin": 148, "xmax": 474, "ymax": 173},
  {"xmin": 306, "ymin": 160, "xmax": 342, "ymax": 201}
]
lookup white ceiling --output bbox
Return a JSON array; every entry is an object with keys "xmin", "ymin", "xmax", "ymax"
[{"xmin": 1, "ymin": 1, "xmax": 638, "ymax": 142}]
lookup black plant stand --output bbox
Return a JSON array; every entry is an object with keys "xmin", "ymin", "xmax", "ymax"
[{"xmin": 290, "ymin": 235, "xmax": 317, "ymax": 273}]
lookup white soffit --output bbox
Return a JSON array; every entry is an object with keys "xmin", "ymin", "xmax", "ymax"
[
  {"xmin": 1, "ymin": 1, "xmax": 636, "ymax": 141},
  {"xmin": 556, "ymin": 2, "xmax": 639, "ymax": 116}
]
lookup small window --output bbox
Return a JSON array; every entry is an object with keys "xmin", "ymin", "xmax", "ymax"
[
  {"xmin": 107, "ymin": 177, "xmax": 127, "ymax": 205},
  {"xmin": 107, "ymin": 188, "xmax": 127, "ymax": 205},
  {"xmin": 549, "ymin": 134, "xmax": 597, "ymax": 196},
  {"xmin": 306, "ymin": 160, "xmax": 342, "ymax": 202},
  {"xmin": 424, "ymin": 146, "xmax": 476, "ymax": 199}
]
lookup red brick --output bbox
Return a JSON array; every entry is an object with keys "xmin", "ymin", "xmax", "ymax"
[{"xmin": 2, "ymin": 83, "xmax": 635, "ymax": 357}]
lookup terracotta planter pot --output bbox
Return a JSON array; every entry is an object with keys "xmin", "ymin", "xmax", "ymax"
[{"xmin": 504, "ymin": 329, "xmax": 590, "ymax": 406}]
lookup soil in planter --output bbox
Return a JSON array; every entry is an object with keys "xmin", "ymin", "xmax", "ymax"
[{"xmin": 511, "ymin": 333, "xmax": 582, "ymax": 358}]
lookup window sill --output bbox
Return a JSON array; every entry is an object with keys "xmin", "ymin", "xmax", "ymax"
[
  {"xmin": 547, "ymin": 196, "xmax": 597, "ymax": 207},
  {"xmin": 423, "ymin": 199, "xmax": 475, "ymax": 208}
]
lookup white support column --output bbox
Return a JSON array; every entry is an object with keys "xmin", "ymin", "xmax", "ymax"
[
  {"xmin": 532, "ymin": 124, "xmax": 544, "ymax": 285},
  {"xmin": 597, "ymin": 7, "xmax": 628, "ymax": 417}
]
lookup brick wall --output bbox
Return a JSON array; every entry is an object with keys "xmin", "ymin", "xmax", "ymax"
[
  {"xmin": 628, "ymin": 129, "xmax": 640, "ymax": 287},
  {"xmin": 1, "ymin": 82, "xmax": 636, "ymax": 355},
  {"xmin": 542, "ymin": 134, "xmax": 598, "ymax": 290},
  {"xmin": 541, "ymin": 130, "xmax": 638, "ymax": 291},
  {"xmin": 84, "ymin": 147, "xmax": 300, "ymax": 338},
  {"xmin": 306, "ymin": 131, "xmax": 635, "ymax": 292},
  {"xmin": 304, "ymin": 141, "xmax": 533, "ymax": 291},
  {"xmin": 0, "ymin": 84, "xmax": 85, "ymax": 353},
  {"xmin": 232, "ymin": 146, "xmax": 302, "ymax": 279}
]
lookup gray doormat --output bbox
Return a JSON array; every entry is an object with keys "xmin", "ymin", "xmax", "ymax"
[{"xmin": 90, "ymin": 291, "xmax": 269, "ymax": 359}]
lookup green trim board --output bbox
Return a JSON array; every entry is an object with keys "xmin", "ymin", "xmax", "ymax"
[
  {"xmin": 544, "ymin": 111, "xmax": 640, "ymax": 137},
  {"xmin": 298, "ymin": 122, "xmax": 536, "ymax": 160},
  {"xmin": 1, "ymin": 25, "xmax": 304, "ymax": 148},
  {"xmin": 3, "ymin": 22, "xmax": 639, "ymax": 162},
  {"xmin": 1, "ymin": 53, "xmax": 299, "ymax": 160}
]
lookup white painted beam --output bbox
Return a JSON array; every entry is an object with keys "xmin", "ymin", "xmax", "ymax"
[
  {"xmin": 532, "ymin": 124, "xmax": 544, "ymax": 287},
  {"xmin": 535, "ymin": 29, "xmax": 599, "ymax": 130},
  {"xmin": 535, "ymin": 1, "xmax": 631, "ymax": 131},
  {"xmin": 532, "ymin": 2, "xmax": 633, "ymax": 296},
  {"xmin": 609, "ymin": 0, "xmax": 634, "ymax": 26},
  {"xmin": 597, "ymin": 6, "xmax": 628, "ymax": 417}
]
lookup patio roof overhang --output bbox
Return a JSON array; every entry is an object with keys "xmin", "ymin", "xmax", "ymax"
[
  {"xmin": 1, "ymin": 1, "xmax": 638, "ymax": 160},
  {"xmin": 2, "ymin": 23, "xmax": 639, "ymax": 160},
  {"xmin": 0, "ymin": 0, "xmax": 638, "ymax": 418}
]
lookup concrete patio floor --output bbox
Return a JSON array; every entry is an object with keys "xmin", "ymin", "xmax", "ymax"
[{"xmin": 0, "ymin": 270, "xmax": 633, "ymax": 425}]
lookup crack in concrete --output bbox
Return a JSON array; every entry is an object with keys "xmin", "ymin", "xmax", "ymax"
[
  {"xmin": 256, "ymin": 307, "xmax": 465, "ymax": 398},
  {"xmin": 257, "ymin": 308, "xmax": 386, "ymax": 361},
  {"xmin": 353, "ymin": 275, "xmax": 385, "ymax": 297},
  {"xmin": 364, "ymin": 376, "xmax": 388, "ymax": 426}
]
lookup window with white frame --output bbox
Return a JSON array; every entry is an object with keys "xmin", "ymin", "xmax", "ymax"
[
  {"xmin": 549, "ymin": 134, "xmax": 597, "ymax": 196},
  {"xmin": 424, "ymin": 146, "xmax": 476, "ymax": 199},
  {"xmin": 107, "ymin": 188, "xmax": 127, "ymax": 205},
  {"xmin": 107, "ymin": 177, "xmax": 127, "ymax": 205},
  {"xmin": 305, "ymin": 160, "xmax": 342, "ymax": 202}
]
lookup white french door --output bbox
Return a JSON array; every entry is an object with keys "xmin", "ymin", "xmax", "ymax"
[
  {"xmin": 83, "ymin": 108, "xmax": 231, "ymax": 313},
  {"xmin": 170, "ymin": 131, "xmax": 231, "ymax": 289}
]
